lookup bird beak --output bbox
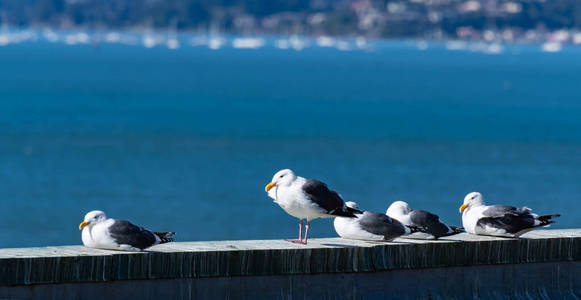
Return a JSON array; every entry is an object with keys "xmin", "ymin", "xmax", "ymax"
[
  {"xmin": 459, "ymin": 204, "xmax": 469, "ymax": 213},
  {"xmin": 265, "ymin": 182, "xmax": 277, "ymax": 192},
  {"xmin": 79, "ymin": 221, "xmax": 90, "ymax": 230}
]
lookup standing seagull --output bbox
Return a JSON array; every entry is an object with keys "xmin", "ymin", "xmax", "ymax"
[
  {"xmin": 460, "ymin": 192, "xmax": 560, "ymax": 238},
  {"xmin": 265, "ymin": 169, "xmax": 359, "ymax": 244},
  {"xmin": 334, "ymin": 202, "xmax": 415, "ymax": 241},
  {"xmin": 386, "ymin": 201, "xmax": 462, "ymax": 239},
  {"xmin": 79, "ymin": 210, "xmax": 175, "ymax": 251}
]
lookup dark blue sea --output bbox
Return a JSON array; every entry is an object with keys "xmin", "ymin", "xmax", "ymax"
[{"xmin": 1, "ymin": 37, "xmax": 580, "ymax": 248}]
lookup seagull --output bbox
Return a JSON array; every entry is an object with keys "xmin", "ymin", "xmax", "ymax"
[
  {"xmin": 386, "ymin": 201, "xmax": 462, "ymax": 239},
  {"xmin": 79, "ymin": 210, "xmax": 175, "ymax": 251},
  {"xmin": 460, "ymin": 192, "xmax": 560, "ymax": 238},
  {"xmin": 265, "ymin": 169, "xmax": 359, "ymax": 244},
  {"xmin": 334, "ymin": 201, "xmax": 416, "ymax": 241}
]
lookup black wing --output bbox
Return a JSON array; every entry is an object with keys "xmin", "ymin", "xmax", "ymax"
[
  {"xmin": 410, "ymin": 210, "xmax": 455, "ymax": 238},
  {"xmin": 476, "ymin": 207, "xmax": 536, "ymax": 234},
  {"xmin": 358, "ymin": 211, "xmax": 406, "ymax": 240},
  {"xmin": 108, "ymin": 220, "xmax": 157, "ymax": 250},
  {"xmin": 302, "ymin": 179, "xmax": 356, "ymax": 217}
]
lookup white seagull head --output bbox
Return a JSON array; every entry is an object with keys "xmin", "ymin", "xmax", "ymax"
[
  {"xmin": 265, "ymin": 169, "xmax": 297, "ymax": 192},
  {"xmin": 386, "ymin": 201, "xmax": 412, "ymax": 216},
  {"xmin": 345, "ymin": 201, "xmax": 360, "ymax": 210},
  {"xmin": 79, "ymin": 210, "xmax": 107, "ymax": 230},
  {"xmin": 460, "ymin": 192, "xmax": 484, "ymax": 213}
]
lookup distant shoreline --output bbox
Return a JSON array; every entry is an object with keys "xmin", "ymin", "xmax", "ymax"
[{"xmin": 1, "ymin": 27, "xmax": 579, "ymax": 53}]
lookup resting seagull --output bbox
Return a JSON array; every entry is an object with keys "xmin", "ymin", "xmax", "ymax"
[
  {"xmin": 265, "ymin": 169, "xmax": 359, "ymax": 244},
  {"xmin": 460, "ymin": 192, "xmax": 560, "ymax": 238},
  {"xmin": 386, "ymin": 201, "xmax": 462, "ymax": 239},
  {"xmin": 334, "ymin": 202, "xmax": 416, "ymax": 241},
  {"xmin": 79, "ymin": 210, "xmax": 175, "ymax": 251}
]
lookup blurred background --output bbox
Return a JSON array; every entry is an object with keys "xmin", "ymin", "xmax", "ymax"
[{"xmin": 0, "ymin": 0, "xmax": 580, "ymax": 248}]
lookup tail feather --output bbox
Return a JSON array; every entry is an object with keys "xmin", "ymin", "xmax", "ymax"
[
  {"xmin": 407, "ymin": 225, "xmax": 421, "ymax": 233},
  {"xmin": 538, "ymin": 214, "xmax": 560, "ymax": 226},
  {"xmin": 538, "ymin": 214, "xmax": 560, "ymax": 221},
  {"xmin": 450, "ymin": 226, "xmax": 464, "ymax": 234},
  {"xmin": 154, "ymin": 232, "xmax": 175, "ymax": 244},
  {"xmin": 346, "ymin": 206, "xmax": 363, "ymax": 215},
  {"xmin": 330, "ymin": 206, "xmax": 362, "ymax": 218}
]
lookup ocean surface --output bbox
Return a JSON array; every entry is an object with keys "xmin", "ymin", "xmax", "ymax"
[{"xmin": 1, "ymin": 37, "xmax": 581, "ymax": 248}]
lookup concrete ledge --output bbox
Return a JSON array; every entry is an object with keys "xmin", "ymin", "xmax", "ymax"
[
  {"xmin": 3, "ymin": 262, "xmax": 580, "ymax": 299},
  {"xmin": 1, "ymin": 229, "xmax": 579, "ymax": 288}
]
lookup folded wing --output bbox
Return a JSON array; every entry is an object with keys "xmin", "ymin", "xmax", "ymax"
[
  {"xmin": 108, "ymin": 220, "xmax": 158, "ymax": 250},
  {"xmin": 302, "ymin": 179, "xmax": 358, "ymax": 217},
  {"xmin": 358, "ymin": 212, "xmax": 407, "ymax": 240}
]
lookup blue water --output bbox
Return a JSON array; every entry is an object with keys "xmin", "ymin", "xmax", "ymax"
[{"xmin": 1, "ymin": 40, "xmax": 581, "ymax": 248}]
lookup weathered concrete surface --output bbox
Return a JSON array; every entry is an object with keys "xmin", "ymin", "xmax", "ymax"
[
  {"xmin": 1, "ymin": 229, "xmax": 580, "ymax": 299},
  {"xmin": 3, "ymin": 262, "xmax": 579, "ymax": 300}
]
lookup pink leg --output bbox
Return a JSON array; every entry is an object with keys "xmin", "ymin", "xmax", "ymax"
[
  {"xmin": 286, "ymin": 220, "xmax": 304, "ymax": 244},
  {"xmin": 302, "ymin": 221, "xmax": 310, "ymax": 244}
]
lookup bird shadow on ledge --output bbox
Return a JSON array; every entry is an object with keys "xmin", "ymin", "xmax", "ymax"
[
  {"xmin": 321, "ymin": 243, "xmax": 359, "ymax": 248},
  {"xmin": 322, "ymin": 240, "xmax": 409, "ymax": 248}
]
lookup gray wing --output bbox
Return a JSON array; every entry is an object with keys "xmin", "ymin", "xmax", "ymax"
[
  {"xmin": 302, "ymin": 179, "xmax": 356, "ymax": 217},
  {"xmin": 108, "ymin": 220, "xmax": 157, "ymax": 250},
  {"xmin": 358, "ymin": 211, "xmax": 406, "ymax": 240},
  {"xmin": 482, "ymin": 205, "xmax": 519, "ymax": 217},
  {"xmin": 476, "ymin": 206, "xmax": 536, "ymax": 234},
  {"xmin": 409, "ymin": 210, "xmax": 455, "ymax": 238}
]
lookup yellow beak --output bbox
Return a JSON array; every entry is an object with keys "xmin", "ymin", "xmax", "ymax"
[
  {"xmin": 79, "ymin": 221, "xmax": 90, "ymax": 230},
  {"xmin": 459, "ymin": 204, "xmax": 469, "ymax": 213},
  {"xmin": 265, "ymin": 182, "xmax": 277, "ymax": 192}
]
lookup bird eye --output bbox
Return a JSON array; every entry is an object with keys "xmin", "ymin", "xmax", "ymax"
[{"xmin": 279, "ymin": 175, "xmax": 284, "ymax": 178}]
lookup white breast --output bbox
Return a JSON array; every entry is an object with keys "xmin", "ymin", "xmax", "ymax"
[
  {"xmin": 82, "ymin": 219, "xmax": 119, "ymax": 250},
  {"xmin": 81, "ymin": 227, "xmax": 97, "ymax": 248},
  {"xmin": 462, "ymin": 205, "xmax": 487, "ymax": 234},
  {"xmin": 273, "ymin": 179, "xmax": 328, "ymax": 220}
]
